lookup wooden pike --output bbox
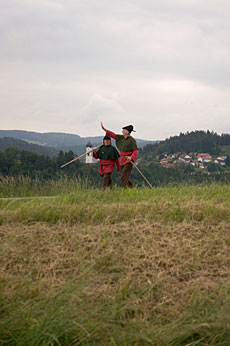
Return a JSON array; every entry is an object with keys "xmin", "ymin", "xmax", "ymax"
[
  {"xmin": 129, "ymin": 159, "xmax": 153, "ymax": 188},
  {"xmin": 61, "ymin": 144, "xmax": 103, "ymax": 168}
]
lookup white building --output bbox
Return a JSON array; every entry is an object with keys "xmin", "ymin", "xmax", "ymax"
[{"xmin": 85, "ymin": 141, "xmax": 98, "ymax": 164}]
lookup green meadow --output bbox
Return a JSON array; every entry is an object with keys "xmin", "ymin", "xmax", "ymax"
[{"xmin": 1, "ymin": 177, "xmax": 230, "ymax": 345}]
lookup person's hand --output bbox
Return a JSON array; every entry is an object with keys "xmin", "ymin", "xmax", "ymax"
[
  {"xmin": 101, "ymin": 122, "xmax": 106, "ymax": 132},
  {"xmin": 127, "ymin": 156, "xmax": 132, "ymax": 162}
]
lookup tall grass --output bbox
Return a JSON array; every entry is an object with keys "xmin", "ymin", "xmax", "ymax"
[
  {"xmin": 0, "ymin": 175, "xmax": 93, "ymax": 198},
  {"xmin": 1, "ymin": 181, "xmax": 230, "ymax": 225},
  {"xmin": 1, "ymin": 279, "xmax": 230, "ymax": 345},
  {"xmin": 1, "ymin": 175, "xmax": 230, "ymax": 200}
]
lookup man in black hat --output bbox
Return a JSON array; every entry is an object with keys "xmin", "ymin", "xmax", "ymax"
[
  {"xmin": 93, "ymin": 136, "xmax": 120, "ymax": 188},
  {"xmin": 101, "ymin": 122, "xmax": 139, "ymax": 187}
]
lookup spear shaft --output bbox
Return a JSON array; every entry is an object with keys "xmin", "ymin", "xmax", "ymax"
[
  {"xmin": 60, "ymin": 144, "xmax": 103, "ymax": 168},
  {"xmin": 129, "ymin": 160, "xmax": 153, "ymax": 188}
]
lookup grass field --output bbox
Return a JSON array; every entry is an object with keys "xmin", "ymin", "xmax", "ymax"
[{"xmin": 1, "ymin": 177, "xmax": 230, "ymax": 345}]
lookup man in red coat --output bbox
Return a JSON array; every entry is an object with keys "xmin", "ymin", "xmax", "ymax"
[
  {"xmin": 101, "ymin": 122, "xmax": 139, "ymax": 187},
  {"xmin": 93, "ymin": 136, "xmax": 120, "ymax": 188}
]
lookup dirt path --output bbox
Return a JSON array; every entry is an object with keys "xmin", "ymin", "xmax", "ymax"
[{"xmin": 0, "ymin": 196, "xmax": 58, "ymax": 201}]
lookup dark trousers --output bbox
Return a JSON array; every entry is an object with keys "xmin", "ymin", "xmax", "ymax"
[
  {"xmin": 102, "ymin": 173, "xmax": 112, "ymax": 189},
  {"xmin": 120, "ymin": 163, "xmax": 133, "ymax": 188}
]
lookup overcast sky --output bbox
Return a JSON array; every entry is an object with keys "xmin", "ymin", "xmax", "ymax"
[{"xmin": 1, "ymin": 0, "xmax": 230, "ymax": 140}]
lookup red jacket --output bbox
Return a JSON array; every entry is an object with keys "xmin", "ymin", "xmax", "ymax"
[
  {"xmin": 93, "ymin": 152, "xmax": 120, "ymax": 176},
  {"xmin": 106, "ymin": 130, "xmax": 139, "ymax": 166}
]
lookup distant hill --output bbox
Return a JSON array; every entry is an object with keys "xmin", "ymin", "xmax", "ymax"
[
  {"xmin": 0, "ymin": 130, "xmax": 156, "ymax": 152},
  {"xmin": 0, "ymin": 138, "xmax": 59, "ymax": 157},
  {"xmin": 2, "ymin": 130, "xmax": 230, "ymax": 160},
  {"xmin": 0, "ymin": 130, "xmax": 83, "ymax": 147}
]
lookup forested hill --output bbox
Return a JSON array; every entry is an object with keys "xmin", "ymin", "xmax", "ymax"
[
  {"xmin": 140, "ymin": 131, "xmax": 230, "ymax": 157},
  {"xmin": 0, "ymin": 138, "xmax": 58, "ymax": 157},
  {"xmin": 0, "ymin": 130, "xmax": 155, "ymax": 150},
  {"xmin": 0, "ymin": 130, "xmax": 83, "ymax": 147}
]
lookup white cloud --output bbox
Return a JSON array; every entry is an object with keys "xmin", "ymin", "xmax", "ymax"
[
  {"xmin": 80, "ymin": 93, "xmax": 124, "ymax": 122},
  {"xmin": 0, "ymin": 0, "xmax": 230, "ymax": 139}
]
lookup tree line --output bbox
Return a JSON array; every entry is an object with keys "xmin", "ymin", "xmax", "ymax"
[
  {"xmin": 1, "ymin": 146, "xmax": 230, "ymax": 187},
  {"xmin": 0, "ymin": 147, "xmax": 99, "ymax": 185}
]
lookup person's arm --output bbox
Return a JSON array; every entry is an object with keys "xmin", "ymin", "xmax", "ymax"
[
  {"xmin": 115, "ymin": 158, "xmax": 120, "ymax": 173},
  {"xmin": 106, "ymin": 130, "xmax": 116, "ymax": 139},
  {"xmin": 93, "ymin": 151, "xmax": 99, "ymax": 159},
  {"xmin": 101, "ymin": 122, "xmax": 106, "ymax": 132},
  {"xmin": 130, "ymin": 149, "xmax": 139, "ymax": 163},
  {"xmin": 92, "ymin": 147, "xmax": 99, "ymax": 159},
  {"xmin": 101, "ymin": 122, "xmax": 116, "ymax": 139}
]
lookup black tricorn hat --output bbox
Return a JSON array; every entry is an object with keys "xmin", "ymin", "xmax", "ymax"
[
  {"xmin": 103, "ymin": 136, "xmax": 111, "ymax": 140},
  {"xmin": 122, "ymin": 125, "xmax": 136, "ymax": 133}
]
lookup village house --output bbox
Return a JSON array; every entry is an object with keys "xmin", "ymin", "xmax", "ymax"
[
  {"xmin": 178, "ymin": 154, "xmax": 192, "ymax": 164},
  {"xmin": 197, "ymin": 153, "xmax": 212, "ymax": 163},
  {"xmin": 160, "ymin": 157, "xmax": 170, "ymax": 165},
  {"xmin": 216, "ymin": 156, "xmax": 226, "ymax": 166},
  {"xmin": 184, "ymin": 154, "xmax": 192, "ymax": 162}
]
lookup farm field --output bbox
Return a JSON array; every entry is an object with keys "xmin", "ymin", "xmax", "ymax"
[{"xmin": 0, "ymin": 179, "xmax": 230, "ymax": 345}]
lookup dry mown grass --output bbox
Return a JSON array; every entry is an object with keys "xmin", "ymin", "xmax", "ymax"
[
  {"xmin": 1, "ymin": 220, "xmax": 230, "ymax": 344},
  {"xmin": 1, "ymin": 185, "xmax": 230, "ymax": 345}
]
